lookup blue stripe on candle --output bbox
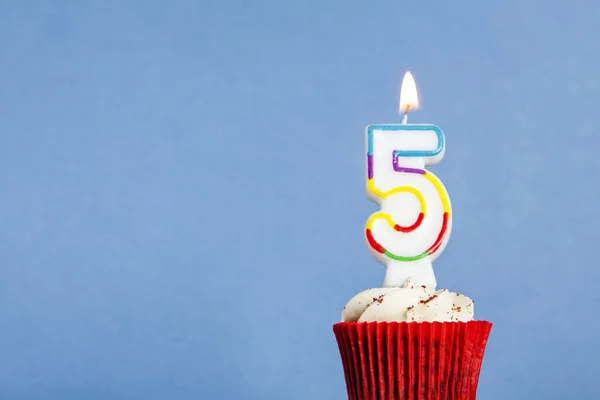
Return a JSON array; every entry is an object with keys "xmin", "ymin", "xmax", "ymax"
[{"xmin": 366, "ymin": 124, "xmax": 444, "ymax": 158}]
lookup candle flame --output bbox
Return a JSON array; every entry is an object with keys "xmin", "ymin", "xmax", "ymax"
[{"xmin": 399, "ymin": 71, "xmax": 419, "ymax": 113}]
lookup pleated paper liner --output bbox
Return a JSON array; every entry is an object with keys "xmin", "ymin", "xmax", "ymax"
[{"xmin": 333, "ymin": 321, "xmax": 492, "ymax": 400}]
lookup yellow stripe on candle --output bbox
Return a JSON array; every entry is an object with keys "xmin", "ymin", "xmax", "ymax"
[
  {"xmin": 368, "ymin": 180, "xmax": 427, "ymax": 214},
  {"xmin": 422, "ymin": 172, "xmax": 451, "ymax": 213}
]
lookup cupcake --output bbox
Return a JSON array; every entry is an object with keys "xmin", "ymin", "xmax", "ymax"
[{"xmin": 334, "ymin": 279, "xmax": 491, "ymax": 399}]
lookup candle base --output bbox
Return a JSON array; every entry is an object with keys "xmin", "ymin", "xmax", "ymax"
[{"xmin": 382, "ymin": 261, "xmax": 437, "ymax": 289}]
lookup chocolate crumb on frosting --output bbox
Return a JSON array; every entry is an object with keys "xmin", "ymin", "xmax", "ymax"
[
  {"xmin": 372, "ymin": 295, "xmax": 384, "ymax": 304},
  {"xmin": 419, "ymin": 294, "xmax": 438, "ymax": 305}
]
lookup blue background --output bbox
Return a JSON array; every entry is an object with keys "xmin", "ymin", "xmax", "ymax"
[{"xmin": 1, "ymin": 1, "xmax": 598, "ymax": 399}]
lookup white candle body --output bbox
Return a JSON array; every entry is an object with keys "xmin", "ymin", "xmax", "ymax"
[{"xmin": 365, "ymin": 125, "xmax": 452, "ymax": 289}]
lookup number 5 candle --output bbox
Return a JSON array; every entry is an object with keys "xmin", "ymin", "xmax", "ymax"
[{"xmin": 365, "ymin": 72, "xmax": 451, "ymax": 289}]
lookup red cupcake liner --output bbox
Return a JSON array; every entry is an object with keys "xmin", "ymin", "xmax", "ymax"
[{"xmin": 333, "ymin": 321, "xmax": 492, "ymax": 400}]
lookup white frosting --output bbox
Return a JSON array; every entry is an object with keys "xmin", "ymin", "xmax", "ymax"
[{"xmin": 342, "ymin": 278, "xmax": 474, "ymax": 323}]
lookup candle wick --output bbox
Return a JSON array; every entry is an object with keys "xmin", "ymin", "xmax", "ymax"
[{"xmin": 401, "ymin": 104, "xmax": 410, "ymax": 124}]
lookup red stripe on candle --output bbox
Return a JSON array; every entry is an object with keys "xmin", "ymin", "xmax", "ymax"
[
  {"xmin": 393, "ymin": 213, "xmax": 424, "ymax": 233},
  {"xmin": 366, "ymin": 229, "xmax": 385, "ymax": 254},
  {"xmin": 426, "ymin": 213, "xmax": 449, "ymax": 255}
]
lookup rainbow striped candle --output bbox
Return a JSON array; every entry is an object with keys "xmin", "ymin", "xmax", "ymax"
[{"xmin": 365, "ymin": 72, "xmax": 452, "ymax": 289}]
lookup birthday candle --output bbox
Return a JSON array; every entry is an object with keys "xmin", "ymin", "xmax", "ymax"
[{"xmin": 365, "ymin": 72, "xmax": 451, "ymax": 289}]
